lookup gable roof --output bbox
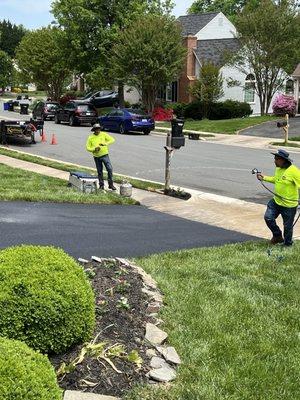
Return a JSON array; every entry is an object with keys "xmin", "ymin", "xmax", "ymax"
[
  {"xmin": 178, "ymin": 12, "xmax": 219, "ymax": 36},
  {"xmin": 292, "ymin": 63, "xmax": 300, "ymax": 77},
  {"xmin": 194, "ymin": 38, "xmax": 240, "ymax": 66}
]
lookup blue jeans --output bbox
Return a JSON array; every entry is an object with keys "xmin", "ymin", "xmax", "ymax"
[
  {"xmin": 94, "ymin": 155, "xmax": 113, "ymax": 187},
  {"xmin": 264, "ymin": 199, "xmax": 297, "ymax": 246}
]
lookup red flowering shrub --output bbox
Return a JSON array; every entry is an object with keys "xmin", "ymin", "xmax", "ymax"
[
  {"xmin": 152, "ymin": 106, "xmax": 174, "ymax": 121},
  {"xmin": 272, "ymin": 94, "xmax": 297, "ymax": 117}
]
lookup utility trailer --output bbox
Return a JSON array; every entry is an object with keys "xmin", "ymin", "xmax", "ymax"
[{"xmin": 0, "ymin": 119, "xmax": 44, "ymax": 145}]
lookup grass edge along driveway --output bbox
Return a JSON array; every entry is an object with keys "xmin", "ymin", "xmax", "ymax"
[
  {"xmin": 126, "ymin": 241, "xmax": 300, "ymax": 400},
  {"xmin": 158, "ymin": 116, "xmax": 276, "ymax": 135},
  {"xmin": 0, "ymin": 163, "xmax": 136, "ymax": 205}
]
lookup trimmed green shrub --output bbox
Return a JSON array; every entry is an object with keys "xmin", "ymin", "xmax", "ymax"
[
  {"xmin": 165, "ymin": 102, "xmax": 187, "ymax": 118},
  {"xmin": 0, "ymin": 337, "xmax": 62, "ymax": 400},
  {"xmin": 209, "ymin": 100, "xmax": 252, "ymax": 120},
  {"xmin": 184, "ymin": 100, "xmax": 204, "ymax": 120},
  {"xmin": 0, "ymin": 245, "xmax": 95, "ymax": 354},
  {"xmin": 183, "ymin": 100, "xmax": 252, "ymax": 120}
]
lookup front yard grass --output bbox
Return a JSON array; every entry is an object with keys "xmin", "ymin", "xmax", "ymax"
[
  {"xmin": 158, "ymin": 116, "xmax": 277, "ymax": 134},
  {"xmin": 0, "ymin": 163, "xmax": 136, "ymax": 204},
  {"xmin": 127, "ymin": 241, "xmax": 300, "ymax": 400},
  {"xmin": 0, "ymin": 147, "xmax": 164, "ymax": 192}
]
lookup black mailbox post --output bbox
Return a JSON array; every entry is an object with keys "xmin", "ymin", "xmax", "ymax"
[{"xmin": 171, "ymin": 118, "xmax": 185, "ymax": 149}]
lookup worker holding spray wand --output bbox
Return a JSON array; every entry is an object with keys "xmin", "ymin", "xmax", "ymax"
[{"xmin": 254, "ymin": 149, "xmax": 300, "ymax": 246}]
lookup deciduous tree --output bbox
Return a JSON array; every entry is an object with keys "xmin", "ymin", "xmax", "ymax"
[
  {"xmin": 0, "ymin": 50, "xmax": 12, "ymax": 90},
  {"xmin": 229, "ymin": 0, "xmax": 300, "ymax": 115},
  {"xmin": 111, "ymin": 14, "xmax": 186, "ymax": 112},
  {"xmin": 51, "ymin": 0, "xmax": 174, "ymax": 105},
  {"xmin": 16, "ymin": 27, "xmax": 70, "ymax": 100}
]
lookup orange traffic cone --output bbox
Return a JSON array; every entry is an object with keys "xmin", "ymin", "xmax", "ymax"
[
  {"xmin": 51, "ymin": 134, "xmax": 58, "ymax": 145},
  {"xmin": 41, "ymin": 129, "xmax": 47, "ymax": 143}
]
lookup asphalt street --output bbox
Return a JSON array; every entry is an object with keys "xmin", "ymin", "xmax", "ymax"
[
  {"xmin": 0, "ymin": 202, "xmax": 256, "ymax": 258},
  {"xmin": 2, "ymin": 108, "xmax": 300, "ymax": 203}
]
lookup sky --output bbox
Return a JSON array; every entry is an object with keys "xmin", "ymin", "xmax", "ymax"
[{"xmin": 0, "ymin": 0, "xmax": 195, "ymax": 29}]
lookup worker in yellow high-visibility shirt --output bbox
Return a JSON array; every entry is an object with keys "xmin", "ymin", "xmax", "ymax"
[
  {"xmin": 86, "ymin": 123, "xmax": 116, "ymax": 190},
  {"xmin": 257, "ymin": 149, "xmax": 300, "ymax": 246}
]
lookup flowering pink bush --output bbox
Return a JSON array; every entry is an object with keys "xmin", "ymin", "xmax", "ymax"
[
  {"xmin": 272, "ymin": 94, "xmax": 297, "ymax": 116},
  {"xmin": 152, "ymin": 107, "xmax": 174, "ymax": 121}
]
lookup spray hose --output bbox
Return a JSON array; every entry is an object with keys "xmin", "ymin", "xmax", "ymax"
[{"xmin": 251, "ymin": 168, "xmax": 300, "ymax": 228}]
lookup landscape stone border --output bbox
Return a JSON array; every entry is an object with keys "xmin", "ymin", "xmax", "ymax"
[{"xmin": 63, "ymin": 256, "xmax": 182, "ymax": 400}]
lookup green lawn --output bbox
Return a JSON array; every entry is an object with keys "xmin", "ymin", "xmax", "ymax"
[
  {"xmin": 158, "ymin": 116, "xmax": 277, "ymax": 135},
  {"xmin": 0, "ymin": 147, "xmax": 164, "ymax": 192},
  {"xmin": 0, "ymin": 163, "xmax": 136, "ymax": 204},
  {"xmin": 126, "ymin": 242, "xmax": 300, "ymax": 400}
]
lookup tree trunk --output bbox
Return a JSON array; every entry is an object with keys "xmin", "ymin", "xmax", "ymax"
[{"xmin": 118, "ymin": 81, "xmax": 124, "ymax": 108}]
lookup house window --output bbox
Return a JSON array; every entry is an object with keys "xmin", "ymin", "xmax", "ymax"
[
  {"xmin": 157, "ymin": 81, "xmax": 178, "ymax": 103},
  {"xmin": 285, "ymin": 79, "xmax": 294, "ymax": 95},
  {"xmin": 244, "ymin": 73, "xmax": 255, "ymax": 103}
]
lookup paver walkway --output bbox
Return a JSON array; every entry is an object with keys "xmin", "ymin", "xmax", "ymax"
[{"xmin": 1, "ymin": 153, "xmax": 299, "ymax": 241}]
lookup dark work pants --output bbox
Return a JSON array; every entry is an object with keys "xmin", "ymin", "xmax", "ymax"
[
  {"xmin": 94, "ymin": 155, "xmax": 113, "ymax": 187},
  {"xmin": 264, "ymin": 199, "xmax": 297, "ymax": 246}
]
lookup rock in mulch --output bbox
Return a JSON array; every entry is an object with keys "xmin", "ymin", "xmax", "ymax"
[
  {"xmin": 156, "ymin": 346, "xmax": 181, "ymax": 365},
  {"xmin": 150, "ymin": 356, "xmax": 169, "ymax": 369},
  {"xmin": 148, "ymin": 366, "xmax": 177, "ymax": 382},
  {"xmin": 145, "ymin": 323, "xmax": 168, "ymax": 346}
]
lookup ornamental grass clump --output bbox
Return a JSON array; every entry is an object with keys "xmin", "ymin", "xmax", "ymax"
[
  {"xmin": 0, "ymin": 337, "xmax": 62, "ymax": 400},
  {"xmin": 0, "ymin": 245, "xmax": 95, "ymax": 354}
]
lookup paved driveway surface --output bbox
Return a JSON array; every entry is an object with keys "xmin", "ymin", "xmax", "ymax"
[
  {"xmin": 242, "ymin": 116, "xmax": 300, "ymax": 138},
  {"xmin": 0, "ymin": 202, "xmax": 256, "ymax": 259}
]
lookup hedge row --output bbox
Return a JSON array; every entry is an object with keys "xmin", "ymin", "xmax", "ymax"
[
  {"xmin": 166, "ymin": 100, "xmax": 252, "ymax": 120},
  {"xmin": 0, "ymin": 245, "xmax": 95, "ymax": 354}
]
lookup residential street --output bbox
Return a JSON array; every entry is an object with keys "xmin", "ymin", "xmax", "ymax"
[
  {"xmin": 2, "ymin": 109, "xmax": 300, "ymax": 204},
  {"xmin": 0, "ymin": 201, "xmax": 255, "ymax": 258}
]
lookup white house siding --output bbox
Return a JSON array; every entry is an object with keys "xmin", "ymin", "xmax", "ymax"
[
  {"xmin": 196, "ymin": 13, "xmax": 236, "ymax": 40},
  {"xmin": 123, "ymin": 86, "xmax": 141, "ymax": 104}
]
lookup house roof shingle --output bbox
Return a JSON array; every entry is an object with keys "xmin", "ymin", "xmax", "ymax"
[
  {"xmin": 178, "ymin": 12, "xmax": 219, "ymax": 36},
  {"xmin": 194, "ymin": 38, "xmax": 240, "ymax": 66}
]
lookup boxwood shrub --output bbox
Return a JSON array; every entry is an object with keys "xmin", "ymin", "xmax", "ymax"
[
  {"xmin": 0, "ymin": 245, "xmax": 95, "ymax": 354},
  {"xmin": 183, "ymin": 100, "xmax": 252, "ymax": 120},
  {"xmin": 0, "ymin": 337, "xmax": 62, "ymax": 400}
]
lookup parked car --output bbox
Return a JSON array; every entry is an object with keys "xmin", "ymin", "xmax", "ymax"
[
  {"xmin": 32, "ymin": 100, "xmax": 60, "ymax": 121},
  {"xmin": 82, "ymin": 90, "xmax": 119, "ymax": 108},
  {"xmin": 54, "ymin": 101, "xmax": 98, "ymax": 126},
  {"xmin": 98, "ymin": 108, "xmax": 155, "ymax": 135}
]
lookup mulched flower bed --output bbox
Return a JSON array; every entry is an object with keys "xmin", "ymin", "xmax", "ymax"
[{"xmin": 50, "ymin": 259, "xmax": 155, "ymax": 398}]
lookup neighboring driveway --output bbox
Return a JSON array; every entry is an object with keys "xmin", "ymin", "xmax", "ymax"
[
  {"xmin": 241, "ymin": 116, "xmax": 300, "ymax": 138},
  {"xmin": 0, "ymin": 202, "xmax": 256, "ymax": 259}
]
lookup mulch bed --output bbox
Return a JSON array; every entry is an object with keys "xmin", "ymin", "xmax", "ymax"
[{"xmin": 50, "ymin": 259, "xmax": 155, "ymax": 397}]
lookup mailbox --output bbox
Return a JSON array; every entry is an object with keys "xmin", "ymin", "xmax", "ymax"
[{"xmin": 171, "ymin": 118, "xmax": 185, "ymax": 149}]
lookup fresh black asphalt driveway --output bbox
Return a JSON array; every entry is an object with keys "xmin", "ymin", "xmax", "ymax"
[
  {"xmin": 0, "ymin": 202, "xmax": 256, "ymax": 259},
  {"xmin": 242, "ymin": 116, "xmax": 300, "ymax": 138}
]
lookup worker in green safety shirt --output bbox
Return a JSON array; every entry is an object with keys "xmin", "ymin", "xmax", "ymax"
[
  {"xmin": 86, "ymin": 123, "xmax": 116, "ymax": 190},
  {"xmin": 257, "ymin": 149, "xmax": 300, "ymax": 246}
]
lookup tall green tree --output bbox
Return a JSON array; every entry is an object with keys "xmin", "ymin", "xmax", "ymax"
[
  {"xmin": 15, "ymin": 27, "xmax": 70, "ymax": 100},
  {"xmin": 188, "ymin": 0, "xmax": 260, "ymax": 20},
  {"xmin": 0, "ymin": 50, "xmax": 12, "ymax": 90},
  {"xmin": 229, "ymin": 0, "xmax": 300, "ymax": 115},
  {"xmin": 112, "ymin": 14, "xmax": 186, "ymax": 112},
  {"xmin": 190, "ymin": 61, "xmax": 224, "ymax": 118},
  {"xmin": 0, "ymin": 20, "xmax": 26, "ymax": 57},
  {"xmin": 51, "ymin": 0, "xmax": 174, "ymax": 105}
]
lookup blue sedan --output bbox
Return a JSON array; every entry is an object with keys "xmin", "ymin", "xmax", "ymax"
[{"xmin": 98, "ymin": 108, "xmax": 155, "ymax": 135}]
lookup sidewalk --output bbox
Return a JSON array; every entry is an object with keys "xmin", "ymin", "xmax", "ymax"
[{"xmin": 1, "ymin": 153, "xmax": 299, "ymax": 240}]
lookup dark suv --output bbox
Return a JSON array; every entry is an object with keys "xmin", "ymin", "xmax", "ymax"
[
  {"xmin": 32, "ymin": 100, "xmax": 60, "ymax": 121},
  {"xmin": 82, "ymin": 90, "xmax": 119, "ymax": 108},
  {"xmin": 54, "ymin": 101, "xmax": 98, "ymax": 126}
]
